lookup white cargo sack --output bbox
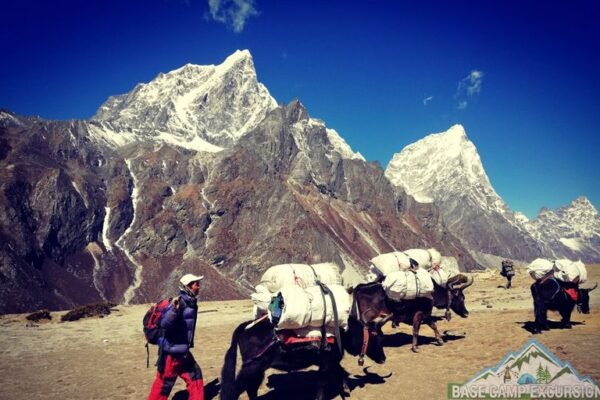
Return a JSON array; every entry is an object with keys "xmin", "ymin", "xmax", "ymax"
[
  {"xmin": 382, "ymin": 269, "xmax": 434, "ymax": 301},
  {"xmin": 403, "ymin": 248, "xmax": 442, "ymax": 270},
  {"xmin": 368, "ymin": 252, "xmax": 414, "ymax": 280},
  {"xmin": 574, "ymin": 260, "xmax": 588, "ymax": 284},
  {"xmin": 251, "ymin": 284, "xmax": 273, "ymax": 316},
  {"xmin": 553, "ymin": 259, "xmax": 587, "ymax": 284},
  {"xmin": 274, "ymin": 285, "xmax": 312, "ymax": 330},
  {"xmin": 305, "ymin": 285, "xmax": 351, "ymax": 329},
  {"xmin": 439, "ymin": 256, "xmax": 461, "ymax": 280},
  {"xmin": 293, "ymin": 327, "xmax": 336, "ymax": 338},
  {"xmin": 526, "ymin": 258, "xmax": 554, "ymax": 280},
  {"xmin": 429, "ymin": 266, "xmax": 452, "ymax": 287},
  {"xmin": 260, "ymin": 263, "xmax": 342, "ymax": 293},
  {"xmin": 271, "ymin": 284, "xmax": 350, "ymax": 330}
]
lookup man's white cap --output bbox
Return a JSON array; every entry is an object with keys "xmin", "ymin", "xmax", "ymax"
[{"xmin": 180, "ymin": 273, "xmax": 204, "ymax": 287}]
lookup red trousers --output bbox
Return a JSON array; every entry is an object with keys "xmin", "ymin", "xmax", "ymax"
[{"xmin": 148, "ymin": 353, "xmax": 204, "ymax": 400}]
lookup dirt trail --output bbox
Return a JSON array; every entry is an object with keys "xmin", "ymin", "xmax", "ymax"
[{"xmin": 0, "ymin": 266, "xmax": 598, "ymax": 399}]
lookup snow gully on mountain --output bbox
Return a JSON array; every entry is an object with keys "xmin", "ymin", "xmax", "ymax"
[{"xmin": 116, "ymin": 159, "xmax": 144, "ymax": 305}]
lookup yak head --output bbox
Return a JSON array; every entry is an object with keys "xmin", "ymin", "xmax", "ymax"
[
  {"xmin": 577, "ymin": 282, "xmax": 598, "ymax": 314},
  {"xmin": 447, "ymin": 274, "xmax": 474, "ymax": 318}
]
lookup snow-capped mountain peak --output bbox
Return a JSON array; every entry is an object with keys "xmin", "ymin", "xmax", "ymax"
[
  {"xmin": 526, "ymin": 196, "xmax": 600, "ymax": 258},
  {"xmin": 384, "ymin": 124, "xmax": 549, "ymax": 261},
  {"xmin": 385, "ymin": 124, "xmax": 599, "ymax": 262},
  {"xmin": 90, "ymin": 49, "xmax": 277, "ymax": 149},
  {"xmin": 385, "ymin": 124, "xmax": 500, "ymax": 209}
]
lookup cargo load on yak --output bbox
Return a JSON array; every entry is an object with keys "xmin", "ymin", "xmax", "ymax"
[
  {"xmin": 250, "ymin": 262, "xmax": 348, "ymax": 340},
  {"xmin": 553, "ymin": 259, "xmax": 587, "ymax": 284},
  {"xmin": 259, "ymin": 262, "xmax": 342, "ymax": 292},
  {"xmin": 526, "ymin": 258, "xmax": 554, "ymax": 280},
  {"xmin": 431, "ymin": 256, "xmax": 461, "ymax": 287},
  {"xmin": 267, "ymin": 284, "xmax": 351, "ymax": 331},
  {"xmin": 402, "ymin": 248, "xmax": 442, "ymax": 270},
  {"xmin": 251, "ymin": 262, "xmax": 343, "ymax": 317},
  {"xmin": 382, "ymin": 268, "xmax": 435, "ymax": 301},
  {"xmin": 366, "ymin": 252, "xmax": 416, "ymax": 280},
  {"xmin": 526, "ymin": 258, "xmax": 587, "ymax": 284},
  {"xmin": 367, "ymin": 248, "xmax": 456, "ymax": 287}
]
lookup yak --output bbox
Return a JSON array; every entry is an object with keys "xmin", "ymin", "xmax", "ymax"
[
  {"xmin": 384, "ymin": 274, "xmax": 473, "ymax": 352},
  {"xmin": 530, "ymin": 277, "xmax": 597, "ymax": 334},
  {"xmin": 220, "ymin": 282, "xmax": 388, "ymax": 400}
]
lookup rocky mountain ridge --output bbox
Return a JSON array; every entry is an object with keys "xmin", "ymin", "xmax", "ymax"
[
  {"xmin": 4, "ymin": 50, "xmax": 595, "ymax": 315},
  {"xmin": 0, "ymin": 52, "xmax": 476, "ymax": 313}
]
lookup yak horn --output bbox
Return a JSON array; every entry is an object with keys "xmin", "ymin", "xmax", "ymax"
[{"xmin": 452, "ymin": 274, "xmax": 474, "ymax": 290}]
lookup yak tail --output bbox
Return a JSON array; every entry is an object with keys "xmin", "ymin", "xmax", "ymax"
[{"xmin": 220, "ymin": 320, "xmax": 254, "ymax": 400}]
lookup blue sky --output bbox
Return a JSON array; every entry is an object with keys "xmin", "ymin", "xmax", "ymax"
[{"xmin": 2, "ymin": 0, "xmax": 599, "ymax": 219}]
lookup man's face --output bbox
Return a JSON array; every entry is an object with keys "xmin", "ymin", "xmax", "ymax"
[{"xmin": 189, "ymin": 280, "xmax": 201, "ymax": 295}]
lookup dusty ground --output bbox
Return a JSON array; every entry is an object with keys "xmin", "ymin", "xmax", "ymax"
[{"xmin": 1, "ymin": 266, "xmax": 599, "ymax": 400}]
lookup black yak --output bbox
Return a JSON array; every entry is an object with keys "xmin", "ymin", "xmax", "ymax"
[{"xmin": 530, "ymin": 278, "xmax": 597, "ymax": 333}]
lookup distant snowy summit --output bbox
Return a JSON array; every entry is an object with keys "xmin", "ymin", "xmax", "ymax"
[
  {"xmin": 385, "ymin": 124, "xmax": 599, "ymax": 262},
  {"xmin": 89, "ymin": 49, "xmax": 276, "ymax": 150},
  {"xmin": 88, "ymin": 49, "xmax": 361, "ymax": 160},
  {"xmin": 385, "ymin": 124, "xmax": 504, "ymax": 212},
  {"xmin": 526, "ymin": 196, "xmax": 600, "ymax": 258}
]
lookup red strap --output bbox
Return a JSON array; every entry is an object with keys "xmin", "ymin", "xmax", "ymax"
[
  {"xmin": 281, "ymin": 335, "xmax": 335, "ymax": 345},
  {"xmin": 360, "ymin": 326, "xmax": 369, "ymax": 356},
  {"xmin": 278, "ymin": 330, "xmax": 335, "ymax": 345},
  {"xmin": 564, "ymin": 288, "xmax": 579, "ymax": 302}
]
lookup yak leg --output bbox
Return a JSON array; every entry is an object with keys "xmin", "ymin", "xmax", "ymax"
[
  {"xmin": 316, "ymin": 350, "xmax": 346, "ymax": 400},
  {"xmin": 426, "ymin": 317, "xmax": 444, "ymax": 345},
  {"xmin": 412, "ymin": 311, "xmax": 425, "ymax": 352},
  {"xmin": 531, "ymin": 286, "xmax": 549, "ymax": 333},
  {"xmin": 560, "ymin": 303, "xmax": 575, "ymax": 329},
  {"xmin": 316, "ymin": 354, "xmax": 331, "ymax": 400},
  {"xmin": 235, "ymin": 362, "xmax": 267, "ymax": 400}
]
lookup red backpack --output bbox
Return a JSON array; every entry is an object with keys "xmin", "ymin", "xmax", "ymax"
[
  {"xmin": 143, "ymin": 298, "xmax": 173, "ymax": 345},
  {"xmin": 143, "ymin": 297, "xmax": 174, "ymax": 367}
]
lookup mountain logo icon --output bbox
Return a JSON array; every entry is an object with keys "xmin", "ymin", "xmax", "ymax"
[{"xmin": 448, "ymin": 338, "xmax": 600, "ymax": 399}]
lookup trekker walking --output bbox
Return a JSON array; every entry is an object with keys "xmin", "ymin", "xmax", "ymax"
[
  {"xmin": 501, "ymin": 260, "xmax": 515, "ymax": 289},
  {"xmin": 148, "ymin": 273, "xmax": 205, "ymax": 400}
]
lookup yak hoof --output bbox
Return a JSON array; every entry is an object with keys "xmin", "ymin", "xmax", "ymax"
[
  {"xmin": 435, "ymin": 339, "xmax": 444, "ymax": 346},
  {"xmin": 412, "ymin": 347, "xmax": 419, "ymax": 353}
]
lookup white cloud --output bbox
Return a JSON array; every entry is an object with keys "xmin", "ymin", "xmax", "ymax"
[
  {"xmin": 455, "ymin": 70, "xmax": 484, "ymax": 110},
  {"xmin": 207, "ymin": 0, "xmax": 259, "ymax": 33},
  {"xmin": 457, "ymin": 70, "xmax": 484, "ymax": 97},
  {"xmin": 423, "ymin": 96, "xmax": 433, "ymax": 105}
]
